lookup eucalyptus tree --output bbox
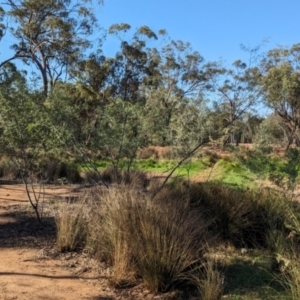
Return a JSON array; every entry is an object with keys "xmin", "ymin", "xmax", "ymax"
[
  {"xmin": 66, "ymin": 24, "xmax": 160, "ymax": 175},
  {"xmin": 254, "ymin": 114, "xmax": 286, "ymax": 148},
  {"xmin": 0, "ymin": 0, "xmax": 102, "ymax": 96},
  {"xmin": 213, "ymin": 59, "xmax": 262, "ymax": 146},
  {"xmin": 260, "ymin": 44, "xmax": 300, "ymax": 149},
  {"xmin": 143, "ymin": 39, "xmax": 217, "ymax": 146},
  {"xmin": 72, "ymin": 23, "xmax": 161, "ymax": 104}
]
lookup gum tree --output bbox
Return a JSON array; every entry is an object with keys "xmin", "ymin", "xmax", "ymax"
[
  {"xmin": 1, "ymin": 0, "xmax": 102, "ymax": 96},
  {"xmin": 261, "ymin": 45, "xmax": 300, "ymax": 149}
]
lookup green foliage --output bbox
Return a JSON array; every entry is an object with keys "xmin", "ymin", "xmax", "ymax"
[
  {"xmin": 254, "ymin": 114, "xmax": 286, "ymax": 147},
  {"xmin": 0, "ymin": 80, "xmax": 47, "ymax": 178},
  {"xmin": 3, "ymin": 0, "xmax": 101, "ymax": 95},
  {"xmin": 239, "ymin": 148, "xmax": 300, "ymax": 190},
  {"xmin": 261, "ymin": 45, "xmax": 300, "ymax": 148}
]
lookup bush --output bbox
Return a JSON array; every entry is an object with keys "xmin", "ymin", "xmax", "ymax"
[
  {"xmin": 42, "ymin": 158, "xmax": 82, "ymax": 183},
  {"xmin": 137, "ymin": 146, "xmax": 173, "ymax": 160},
  {"xmin": 0, "ymin": 159, "xmax": 20, "ymax": 180}
]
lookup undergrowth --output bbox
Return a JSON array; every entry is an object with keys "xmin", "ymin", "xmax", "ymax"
[{"xmin": 53, "ymin": 161, "xmax": 300, "ymax": 299}]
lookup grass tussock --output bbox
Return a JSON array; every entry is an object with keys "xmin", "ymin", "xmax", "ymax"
[
  {"xmin": 54, "ymin": 200, "xmax": 88, "ymax": 252},
  {"xmin": 282, "ymin": 257, "xmax": 300, "ymax": 300},
  {"xmin": 89, "ymin": 185, "xmax": 211, "ymax": 292},
  {"xmin": 191, "ymin": 260, "xmax": 224, "ymax": 300},
  {"xmin": 169, "ymin": 181, "xmax": 289, "ymax": 248}
]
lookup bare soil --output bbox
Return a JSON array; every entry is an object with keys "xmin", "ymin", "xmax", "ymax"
[{"xmin": 0, "ymin": 182, "xmax": 177, "ymax": 300}]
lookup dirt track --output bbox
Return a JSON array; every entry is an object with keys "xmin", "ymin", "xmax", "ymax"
[
  {"xmin": 0, "ymin": 183, "xmax": 177, "ymax": 300},
  {"xmin": 0, "ymin": 183, "xmax": 107, "ymax": 300}
]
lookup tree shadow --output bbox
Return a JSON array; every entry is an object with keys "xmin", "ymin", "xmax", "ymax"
[
  {"xmin": 0, "ymin": 208, "xmax": 56, "ymax": 248},
  {"xmin": 223, "ymin": 256, "xmax": 286, "ymax": 298}
]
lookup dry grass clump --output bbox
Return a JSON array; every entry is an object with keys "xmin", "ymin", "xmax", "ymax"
[
  {"xmin": 54, "ymin": 200, "xmax": 89, "ymax": 252},
  {"xmin": 270, "ymin": 234, "xmax": 300, "ymax": 300},
  {"xmin": 53, "ymin": 175, "xmax": 300, "ymax": 298},
  {"xmin": 167, "ymin": 181, "xmax": 289, "ymax": 248},
  {"xmin": 89, "ymin": 185, "xmax": 211, "ymax": 293},
  {"xmin": 190, "ymin": 259, "xmax": 224, "ymax": 300},
  {"xmin": 202, "ymin": 150, "xmax": 221, "ymax": 164},
  {"xmin": 100, "ymin": 167, "xmax": 149, "ymax": 188},
  {"xmin": 137, "ymin": 146, "xmax": 173, "ymax": 159}
]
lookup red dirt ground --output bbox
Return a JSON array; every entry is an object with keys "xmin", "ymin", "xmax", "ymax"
[{"xmin": 0, "ymin": 183, "xmax": 181, "ymax": 300}]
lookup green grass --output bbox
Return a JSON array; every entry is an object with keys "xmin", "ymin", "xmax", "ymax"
[
  {"xmin": 77, "ymin": 149, "xmax": 300, "ymax": 191},
  {"xmin": 213, "ymin": 158, "xmax": 258, "ymax": 189},
  {"xmin": 134, "ymin": 158, "xmax": 208, "ymax": 176},
  {"xmin": 79, "ymin": 159, "xmax": 111, "ymax": 171}
]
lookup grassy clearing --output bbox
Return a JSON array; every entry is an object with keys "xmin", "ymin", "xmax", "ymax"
[
  {"xmin": 134, "ymin": 158, "xmax": 208, "ymax": 176},
  {"xmin": 238, "ymin": 148, "xmax": 300, "ymax": 190},
  {"xmin": 77, "ymin": 147, "xmax": 297, "ymax": 190},
  {"xmin": 199, "ymin": 157, "xmax": 258, "ymax": 189}
]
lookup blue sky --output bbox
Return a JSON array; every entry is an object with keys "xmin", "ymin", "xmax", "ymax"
[
  {"xmin": 97, "ymin": 0, "xmax": 300, "ymax": 65},
  {"xmin": 1, "ymin": 0, "xmax": 299, "ymax": 66}
]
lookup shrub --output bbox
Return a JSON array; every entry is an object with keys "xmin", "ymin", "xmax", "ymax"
[
  {"xmin": 42, "ymin": 159, "xmax": 82, "ymax": 183},
  {"xmin": 137, "ymin": 146, "xmax": 173, "ymax": 160},
  {"xmin": 0, "ymin": 159, "xmax": 20, "ymax": 180},
  {"xmin": 137, "ymin": 147, "xmax": 159, "ymax": 159}
]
